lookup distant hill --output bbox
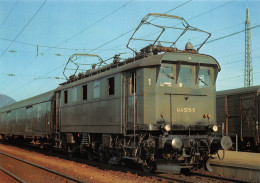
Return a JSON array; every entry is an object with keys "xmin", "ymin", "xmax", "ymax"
[{"xmin": 0, "ymin": 94, "xmax": 16, "ymax": 108}]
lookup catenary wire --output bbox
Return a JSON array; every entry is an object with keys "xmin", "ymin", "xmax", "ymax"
[
  {"xmin": 218, "ymin": 71, "xmax": 260, "ymax": 82},
  {"xmin": 87, "ymin": 0, "xmax": 238, "ymax": 55},
  {"xmin": 218, "ymin": 48, "xmax": 260, "ymax": 59},
  {"xmin": 0, "ymin": 0, "xmax": 48, "ymax": 59},
  {"xmin": 0, "ymin": 0, "xmax": 19, "ymax": 29},
  {"xmin": 86, "ymin": 0, "xmax": 193, "ymax": 55},
  {"xmin": 222, "ymin": 55, "xmax": 260, "ymax": 66},
  {"xmin": 1, "ymin": 23, "xmax": 258, "ymax": 58},
  {"xmin": 188, "ymin": 0, "xmax": 237, "ymax": 22},
  {"xmin": 3, "ymin": 64, "xmax": 66, "ymax": 95},
  {"xmin": 205, "ymin": 25, "xmax": 260, "ymax": 45},
  {"xmin": 42, "ymin": 0, "xmax": 134, "ymax": 54},
  {"xmin": 0, "ymin": 73, "xmax": 65, "ymax": 80}
]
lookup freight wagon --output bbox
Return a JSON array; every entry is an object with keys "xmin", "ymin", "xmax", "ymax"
[{"xmin": 216, "ymin": 86, "xmax": 260, "ymax": 152}]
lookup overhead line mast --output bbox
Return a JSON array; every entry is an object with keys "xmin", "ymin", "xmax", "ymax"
[{"xmin": 244, "ymin": 0, "xmax": 253, "ymax": 87}]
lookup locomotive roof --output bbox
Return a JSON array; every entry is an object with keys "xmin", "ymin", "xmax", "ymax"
[
  {"xmin": 0, "ymin": 90, "xmax": 54, "ymax": 112},
  {"xmin": 216, "ymin": 85, "xmax": 260, "ymax": 97},
  {"xmin": 57, "ymin": 52, "xmax": 220, "ymax": 91}
]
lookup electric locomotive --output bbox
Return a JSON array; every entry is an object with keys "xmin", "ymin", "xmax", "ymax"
[{"xmin": 0, "ymin": 14, "xmax": 232, "ymax": 174}]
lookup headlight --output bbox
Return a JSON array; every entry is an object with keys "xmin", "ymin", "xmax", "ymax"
[
  {"xmin": 221, "ymin": 136, "xmax": 233, "ymax": 150},
  {"xmin": 171, "ymin": 136, "xmax": 182, "ymax": 149},
  {"xmin": 213, "ymin": 125, "xmax": 218, "ymax": 132},
  {"xmin": 164, "ymin": 124, "xmax": 171, "ymax": 132}
]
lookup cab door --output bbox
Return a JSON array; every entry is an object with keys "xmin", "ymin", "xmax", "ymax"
[{"xmin": 126, "ymin": 71, "xmax": 137, "ymax": 129}]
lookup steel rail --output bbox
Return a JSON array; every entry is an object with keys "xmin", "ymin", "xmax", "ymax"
[
  {"xmin": 0, "ymin": 151, "xmax": 88, "ymax": 183},
  {"xmin": 157, "ymin": 172, "xmax": 254, "ymax": 183},
  {"xmin": 0, "ymin": 166, "xmax": 26, "ymax": 183}
]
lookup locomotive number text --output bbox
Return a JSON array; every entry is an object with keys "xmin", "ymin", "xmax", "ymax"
[{"xmin": 177, "ymin": 107, "xmax": 196, "ymax": 113}]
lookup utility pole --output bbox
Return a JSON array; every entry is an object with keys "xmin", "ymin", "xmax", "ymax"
[{"xmin": 244, "ymin": 0, "xmax": 253, "ymax": 87}]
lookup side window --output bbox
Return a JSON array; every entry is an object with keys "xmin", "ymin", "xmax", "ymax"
[
  {"xmin": 107, "ymin": 77, "xmax": 115, "ymax": 95},
  {"xmin": 82, "ymin": 84, "xmax": 88, "ymax": 100},
  {"xmin": 93, "ymin": 81, "xmax": 100, "ymax": 98},
  {"xmin": 64, "ymin": 90, "xmax": 68, "ymax": 104},
  {"xmin": 72, "ymin": 87, "xmax": 77, "ymax": 102}
]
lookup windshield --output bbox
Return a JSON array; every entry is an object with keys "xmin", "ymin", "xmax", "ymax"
[
  {"xmin": 198, "ymin": 66, "xmax": 212, "ymax": 88},
  {"xmin": 158, "ymin": 64, "xmax": 213, "ymax": 88},
  {"xmin": 178, "ymin": 65, "xmax": 194, "ymax": 87},
  {"xmin": 159, "ymin": 65, "xmax": 174, "ymax": 86}
]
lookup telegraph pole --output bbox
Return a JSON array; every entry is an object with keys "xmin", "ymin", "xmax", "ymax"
[{"xmin": 244, "ymin": 0, "xmax": 253, "ymax": 87}]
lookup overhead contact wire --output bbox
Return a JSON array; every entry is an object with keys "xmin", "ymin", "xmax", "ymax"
[
  {"xmin": 89, "ymin": 0, "xmax": 237, "ymax": 54},
  {"xmin": 0, "ymin": 0, "xmax": 19, "ymax": 29},
  {"xmin": 87, "ymin": 0, "xmax": 193, "ymax": 54},
  {"xmin": 42, "ymin": 0, "xmax": 134, "ymax": 54},
  {"xmin": 0, "ymin": 0, "xmax": 48, "ymax": 59}
]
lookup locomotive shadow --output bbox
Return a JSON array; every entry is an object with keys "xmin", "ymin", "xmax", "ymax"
[{"xmin": 0, "ymin": 141, "xmax": 156, "ymax": 177}]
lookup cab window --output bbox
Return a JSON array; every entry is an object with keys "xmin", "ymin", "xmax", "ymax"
[
  {"xmin": 107, "ymin": 77, "xmax": 115, "ymax": 95},
  {"xmin": 159, "ymin": 65, "xmax": 174, "ymax": 86},
  {"xmin": 198, "ymin": 67, "xmax": 212, "ymax": 88},
  {"xmin": 178, "ymin": 65, "xmax": 193, "ymax": 87},
  {"xmin": 82, "ymin": 84, "xmax": 88, "ymax": 100},
  {"xmin": 64, "ymin": 90, "xmax": 68, "ymax": 104}
]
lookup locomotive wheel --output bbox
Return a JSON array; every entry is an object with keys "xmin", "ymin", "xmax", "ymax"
[
  {"xmin": 141, "ymin": 159, "xmax": 157, "ymax": 173},
  {"xmin": 68, "ymin": 145, "xmax": 79, "ymax": 157},
  {"xmin": 87, "ymin": 151, "xmax": 94, "ymax": 161}
]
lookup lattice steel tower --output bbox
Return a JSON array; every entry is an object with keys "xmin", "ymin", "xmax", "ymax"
[{"xmin": 244, "ymin": 0, "xmax": 253, "ymax": 87}]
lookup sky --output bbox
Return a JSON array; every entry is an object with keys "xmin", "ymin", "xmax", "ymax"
[{"xmin": 0, "ymin": 0, "xmax": 259, "ymax": 101}]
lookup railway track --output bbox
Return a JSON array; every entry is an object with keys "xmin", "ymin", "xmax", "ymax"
[
  {"xmin": 156, "ymin": 171, "xmax": 255, "ymax": 183},
  {"xmin": 0, "ymin": 143, "xmax": 257, "ymax": 183},
  {"xmin": 0, "ymin": 166, "xmax": 25, "ymax": 183},
  {"xmin": 0, "ymin": 151, "xmax": 88, "ymax": 183}
]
